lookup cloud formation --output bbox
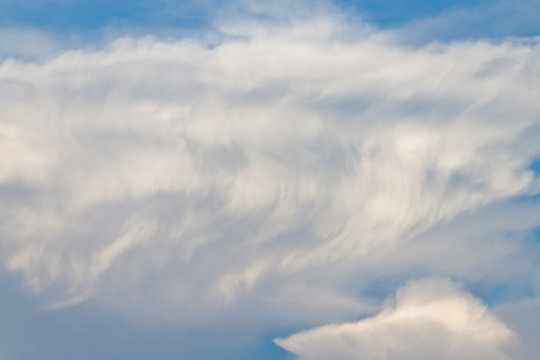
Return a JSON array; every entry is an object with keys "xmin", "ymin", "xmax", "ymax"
[
  {"xmin": 276, "ymin": 277, "xmax": 516, "ymax": 360},
  {"xmin": 0, "ymin": 15, "xmax": 539, "ymax": 328}
]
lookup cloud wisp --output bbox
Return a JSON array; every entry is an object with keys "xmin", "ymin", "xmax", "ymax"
[{"xmin": 1, "ymin": 14, "xmax": 540, "ymax": 335}]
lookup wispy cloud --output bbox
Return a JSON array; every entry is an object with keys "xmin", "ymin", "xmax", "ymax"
[{"xmin": 1, "ymin": 9, "xmax": 540, "ymax": 354}]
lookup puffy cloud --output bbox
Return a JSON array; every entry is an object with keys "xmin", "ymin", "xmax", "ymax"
[
  {"xmin": 0, "ymin": 14, "xmax": 539, "ymax": 325},
  {"xmin": 276, "ymin": 277, "xmax": 516, "ymax": 360}
]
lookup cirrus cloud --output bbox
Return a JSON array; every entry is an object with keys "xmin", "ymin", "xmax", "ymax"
[{"xmin": 0, "ymin": 15, "xmax": 539, "ymax": 328}]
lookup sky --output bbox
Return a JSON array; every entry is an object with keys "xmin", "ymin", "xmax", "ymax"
[{"xmin": 1, "ymin": 1, "xmax": 540, "ymax": 359}]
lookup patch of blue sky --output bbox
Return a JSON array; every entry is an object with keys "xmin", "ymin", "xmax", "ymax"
[
  {"xmin": 0, "ymin": 0, "xmax": 213, "ymax": 30},
  {"xmin": 530, "ymin": 157, "xmax": 540, "ymax": 176},
  {"xmin": 530, "ymin": 157, "xmax": 540, "ymax": 198},
  {"xmin": 509, "ymin": 158, "xmax": 540, "ymax": 203},
  {"xmin": 472, "ymin": 281, "xmax": 537, "ymax": 308},
  {"xmin": 1, "ymin": 0, "xmax": 540, "ymax": 42},
  {"xmin": 534, "ymin": 226, "xmax": 540, "ymax": 245},
  {"xmin": 335, "ymin": 0, "xmax": 487, "ymax": 26},
  {"xmin": 345, "ymin": 0, "xmax": 540, "ymax": 41}
]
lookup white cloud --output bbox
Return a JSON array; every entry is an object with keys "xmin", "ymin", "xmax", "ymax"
[
  {"xmin": 276, "ymin": 277, "xmax": 516, "ymax": 360},
  {"xmin": 0, "ymin": 15, "xmax": 539, "ymax": 326}
]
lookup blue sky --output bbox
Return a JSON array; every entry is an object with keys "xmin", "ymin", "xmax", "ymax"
[
  {"xmin": 1, "ymin": 1, "xmax": 540, "ymax": 359},
  {"xmin": 2, "ymin": 0, "xmax": 540, "ymax": 40}
]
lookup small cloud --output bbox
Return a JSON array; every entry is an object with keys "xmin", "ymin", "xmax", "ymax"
[{"xmin": 276, "ymin": 277, "xmax": 516, "ymax": 360}]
